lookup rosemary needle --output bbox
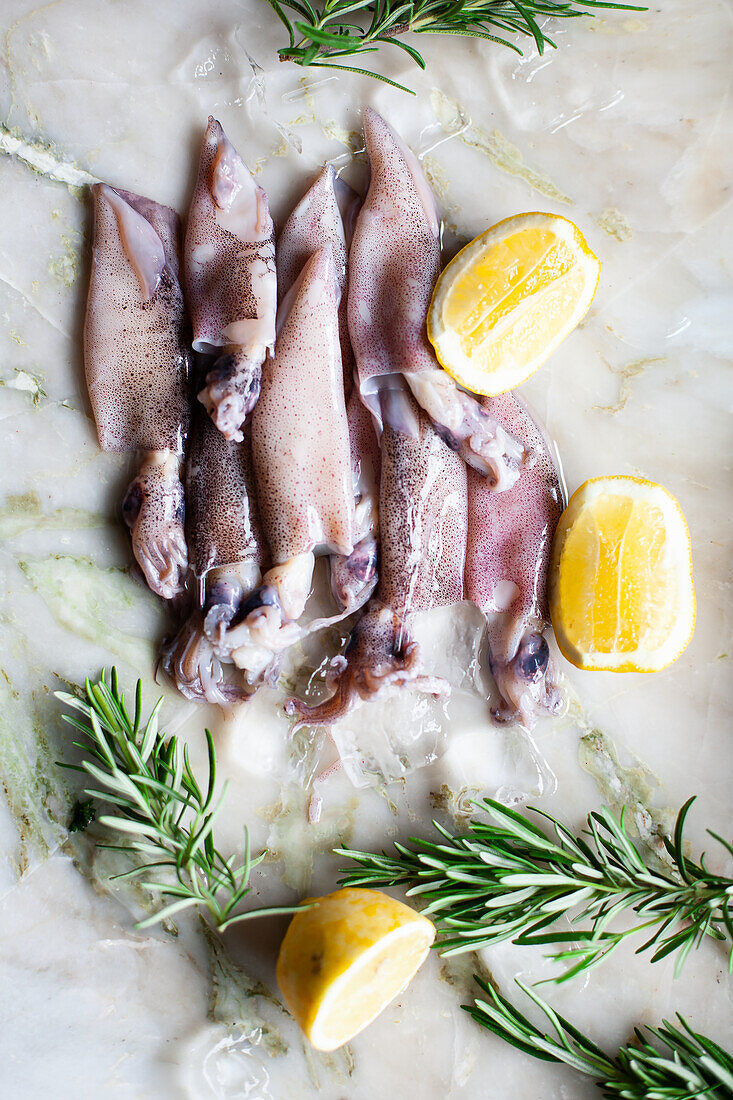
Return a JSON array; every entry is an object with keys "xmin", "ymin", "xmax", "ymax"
[
  {"xmin": 265, "ymin": 0, "xmax": 646, "ymax": 92},
  {"xmin": 466, "ymin": 978, "xmax": 733, "ymax": 1099},
  {"xmin": 57, "ymin": 670, "xmax": 295, "ymax": 931},
  {"xmin": 338, "ymin": 797, "xmax": 733, "ymax": 981}
]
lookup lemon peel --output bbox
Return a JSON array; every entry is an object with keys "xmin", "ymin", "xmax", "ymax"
[{"xmin": 276, "ymin": 887, "xmax": 435, "ymax": 1051}]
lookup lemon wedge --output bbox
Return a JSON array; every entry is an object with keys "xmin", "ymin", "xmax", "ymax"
[
  {"xmin": 276, "ymin": 887, "xmax": 435, "ymax": 1051},
  {"xmin": 427, "ymin": 212, "xmax": 600, "ymax": 396},
  {"xmin": 549, "ymin": 476, "xmax": 695, "ymax": 673}
]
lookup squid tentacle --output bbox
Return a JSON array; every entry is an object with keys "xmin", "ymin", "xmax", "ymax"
[
  {"xmin": 197, "ymin": 350, "xmax": 262, "ymax": 443},
  {"xmin": 285, "ymin": 605, "xmax": 448, "ymax": 728},
  {"xmin": 406, "ymin": 370, "xmax": 528, "ymax": 488},
  {"xmin": 488, "ymin": 628, "xmax": 565, "ymax": 727},
  {"xmin": 122, "ymin": 449, "xmax": 187, "ymax": 600},
  {"xmin": 207, "ymin": 555, "xmax": 312, "ymax": 683},
  {"xmin": 329, "ymin": 533, "xmax": 378, "ymax": 613},
  {"xmin": 158, "ymin": 610, "xmax": 252, "ymax": 707},
  {"xmin": 286, "ymin": 394, "xmax": 465, "ymax": 727}
]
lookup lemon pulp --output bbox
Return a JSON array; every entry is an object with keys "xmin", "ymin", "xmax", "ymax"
[
  {"xmin": 550, "ymin": 476, "xmax": 695, "ymax": 672},
  {"xmin": 428, "ymin": 213, "xmax": 600, "ymax": 396}
]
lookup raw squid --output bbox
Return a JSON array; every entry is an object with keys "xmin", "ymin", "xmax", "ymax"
[
  {"xmin": 277, "ymin": 163, "xmax": 360, "ymax": 396},
  {"xmin": 276, "ymin": 164, "xmax": 378, "ymax": 613},
  {"xmin": 329, "ymin": 390, "xmax": 380, "ymax": 612},
  {"xmin": 207, "ymin": 248, "xmax": 355, "ymax": 681},
  {"xmin": 185, "ymin": 117, "xmax": 276, "ymax": 442},
  {"xmin": 348, "ymin": 108, "xmax": 527, "ymax": 490},
  {"xmin": 287, "ymin": 389, "xmax": 467, "ymax": 726},
  {"xmin": 159, "ymin": 395, "xmax": 268, "ymax": 704},
  {"xmin": 465, "ymin": 393, "xmax": 565, "ymax": 728},
  {"xmin": 84, "ymin": 183, "xmax": 190, "ymax": 600}
]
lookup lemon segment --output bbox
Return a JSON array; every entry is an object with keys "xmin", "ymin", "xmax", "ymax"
[
  {"xmin": 427, "ymin": 213, "xmax": 600, "ymax": 396},
  {"xmin": 549, "ymin": 476, "xmax": 695, "ymax": 672},
  {"xmin": 276, "ymin": 887, "xmax": 435, "ymax": 1051}
]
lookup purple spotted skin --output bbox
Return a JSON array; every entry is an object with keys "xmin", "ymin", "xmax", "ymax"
[{"xmin": 466, "ymin": 393, "xmax": 566, "ymax": 728}]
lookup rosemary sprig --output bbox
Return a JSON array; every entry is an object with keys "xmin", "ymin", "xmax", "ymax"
[
  {"xmin": 265, "ymin": 0, "xmax": 645, "ymax": 92},
  {"xmin": 57, "ymin": 670, "xmax": 294, "ymax": 931},
  {"xmin": 338, "ymin": 798, "xmax": 733, "ymax": 981},
  {"xmin": 466, "ymin": 978, "xmax": 733, "ymax": 1099}
]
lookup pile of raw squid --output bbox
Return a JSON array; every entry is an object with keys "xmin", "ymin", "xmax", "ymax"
[{"xmin": 83, "ymin": 108, "xmax": 566, "ymax": 731}]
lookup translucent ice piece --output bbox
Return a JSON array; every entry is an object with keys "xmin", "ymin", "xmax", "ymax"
[{"xmin": 332, "ymin": 688, "xmax": 449, "ymax": 789}]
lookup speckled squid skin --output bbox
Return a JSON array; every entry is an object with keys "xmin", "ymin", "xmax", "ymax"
[
  {"xmin": 84, "ymin": 183, "xmax": 190, "ymax": 454},
  {"xmin": 277, "ymin": 163, "xmax": 358, "ymax": 398},
  {"xmin": 347, "ymin": 109, "xmax": 438, "ymax": 415},
  {"xmin": 378, "ymin": 396, "xmax": 467, "ymax": 614},
  {"xmin": 329, "ymin": 390, "xmax": 380, "ymax": 612},
  {"xmin": 287, "ymin": 392, "xmax": 467, "ymax": 727},
  {"xmin": 185, "ymin": 117, "xmax": 276, "ymax": 442},
  {"xmin": 347, "ymin": 108, "xmax": 527, "ymax": 488},
  {"xmin": 84, "ymin": 183, "xmax": 190, "ymax": 600},
  {"xmin": 199, "ymin": 248, "xmax": 356, "ymax": 683},
  {"xmin": 277, "ymin": 166, "xmax": 346, "ymax": 297},
  {"xmin": 160, "ymin": 392, "xmax": 269, "ymax": 706},
  {"xmin": 185, "ymin": 400, "xmax": 267, "ymax": 580},
  {"xmin": 252, "ymin": 248, "xmax": 353, "ymax": 563},
  {"xmin": 465, "ymin": 393, "xmax": 566, "ymax": 728}
]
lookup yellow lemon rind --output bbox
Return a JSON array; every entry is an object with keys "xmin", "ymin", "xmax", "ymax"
[
  {"xmin": 549, "ymin": 476, "xmax": 695, "ymax": 673},
  {"xmin": 428, "ymin": 212, "xmax": 600, "ymax": 397}
]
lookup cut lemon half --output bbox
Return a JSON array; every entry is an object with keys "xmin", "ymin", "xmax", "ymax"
[
  {"xmin": 427, "ymin": 212, "xmax": 600, "ymax": 396},
  {"xmin": 276, "ymin": 887, "xmax": 434, "ymax": 1051},
  {"xmin": 549, "ymin": 476, "xmax": 695, "ymax": 672}
]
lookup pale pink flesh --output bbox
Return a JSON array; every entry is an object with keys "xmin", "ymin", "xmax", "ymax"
[
  {"xmin": 252, "ymin": 248, "xmax": 353, "ymax": 563},
  {"xmin": 465, "ymin": 393, "xmax": 566, "ymax": 728},
  {"xmin": 277, "ymin": 164, "xmax": 348, "ymax": 302},
  {"xmin": 277, "ymin": 163, "xmax": 357, "ymax": 397},
  {"xmin": 278, "ymin": 167, "xmax": 376, "ymax": 615},
  {"xmin": 84, "ymin": 183, "xmax": 189, "ymax": 599},
  {"xmin": 348, "ymin": 108, "xmax": 527, "ymax": 486},
  {"xmin": 185, "ymin": 117, "xmax": 276, "ymax": 440}
]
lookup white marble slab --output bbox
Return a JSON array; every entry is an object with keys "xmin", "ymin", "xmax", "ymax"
[{"xmin": 0, "ymin": 0, "xmax": 731, "ymax": 1096}]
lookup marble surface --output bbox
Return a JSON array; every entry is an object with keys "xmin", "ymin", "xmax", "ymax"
[{"xmin": 0, "ymin": 1, "xmax": 732, "ymax": 1097}]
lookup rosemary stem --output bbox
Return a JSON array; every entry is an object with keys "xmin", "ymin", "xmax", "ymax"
[
  {"xmin": 264, "ymin": 0, "xmax": 647, "ymax": 91},
  {"xmin": 58, "ymin": 671, "xmax": 296, "ymax": 932},
  {"xmin": 338, "ymin": 798, "xmax": 733, "ymax": 981}
]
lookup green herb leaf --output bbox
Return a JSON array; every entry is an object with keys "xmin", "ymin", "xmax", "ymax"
[
  {"xmin": 338, "ymin": 797, "xmax": 733, "ymax": 981},
  {"xmin": 264, "ymin": 0, "xmax": 647, "ymax": 89},
  {"xmin": 466, "ymin": 979, "xmax": 733, "ymax": 1098},
  {"xmin": 68, "ymin": 797, "xmax": 96, "ymax": 833},
  {"xmin": 57, "ymin": 670, "xmax": 295, "ymax": 931}
]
